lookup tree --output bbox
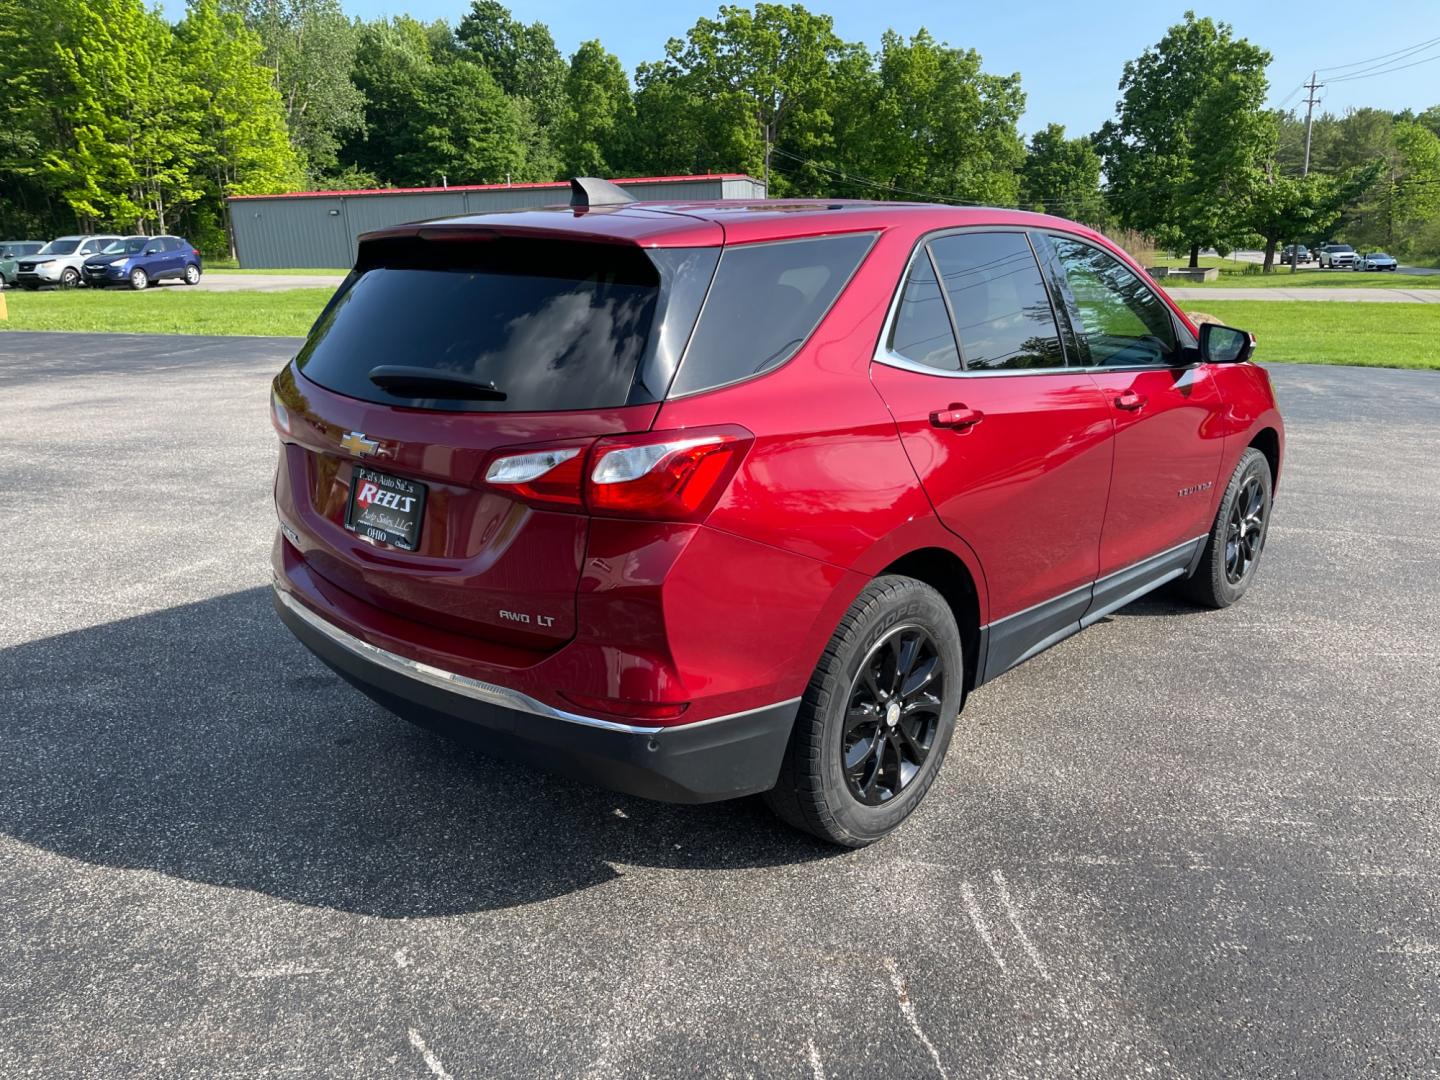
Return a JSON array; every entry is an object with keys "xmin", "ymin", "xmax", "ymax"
[
  {"xmin": 1020, "ymin": 123, "xmax": 1104, "ymax": 224},
  {"xmin": 243, "ymin": 0, "xmax": 366, "ymax": 182},
  {"xmin": 640, "ymin": 4, "xmax": 848, "ymax": 193},
  {"xmin": 343, "ymin": 17, "xmax": 526, "ymax": 188},
  {"xmin": 457, "ymin": 0, "xmax": 566, "ymax": 167},
  {"xmin": 554, "ymin": 41, "xmax": 633, "ymax": 177},
  {"xmin": 457, "ymin": 1, "xmax": 565, "ymax": 111},
  {"xmin": 1249, "ymin": 165, "xmax": 1380, "ymax": 271},
  {"xmin": 842, "ymin": 29, "xmax": 1025, "ymax": 206},
  {"xmin": 1100, "ymin": 13, "xmax": 1273, "ymax": 266},
  {"xmin": 0, "ymin": 0, "xmax": 200, "ymax": 234},
  {"xmin": 175, "ymin": 0, "xmax": 301, "ymax": 256}
]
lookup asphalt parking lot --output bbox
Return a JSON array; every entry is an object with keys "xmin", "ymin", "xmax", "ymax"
[{"xmin": 2, "ymin": 332, "xmax": 1438, "ymax": 1079}]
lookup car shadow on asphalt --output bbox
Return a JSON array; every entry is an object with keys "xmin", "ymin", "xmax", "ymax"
[{"xmin": 0, "ymin": 587, "xmax": 839, "ymax": 918}]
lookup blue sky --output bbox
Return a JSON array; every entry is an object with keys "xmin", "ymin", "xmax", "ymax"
[{"xmin": 177, "ymin": 0, "xmax": 1440, "ymax": 137}]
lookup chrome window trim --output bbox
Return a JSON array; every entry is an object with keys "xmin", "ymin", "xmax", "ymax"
[
  {"xmin": 873, "ymin": 224, "xmax": 1206, "ymax": 379},
  {"xmin": 873, "ymin": 225, "xmax": 1074, "ymax": 379},
  {"xmin": 275, "ymin": 586, "xmax": 799, "ymax": 736}
]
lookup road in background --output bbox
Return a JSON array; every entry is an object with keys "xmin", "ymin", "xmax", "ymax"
[
  {"xmin": 2, "ymin": 333, "xmax": 1438, "ymax": 1078},
  {"xmin": 1167, "ymin": 285, "xmax": 1440, "ymax": 302}
]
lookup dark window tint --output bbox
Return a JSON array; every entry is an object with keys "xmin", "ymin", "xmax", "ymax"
[
  {"xmin": 296, "ymin": 237, "xmax": 664, "ymax": 413},
  {"xmin": 929, "ymin": 232, "xmax": 1064, "ymax": 370},
  {"xmin": 888, "ymin": 250, "xmax": 959, "ymax": 371},
  {"xmin": 669, "ymin": 233, "xmax": 875, "ymax": 396},
  {"xmin": 1051, "ymin": 237, "xmax": 1177, "ymax": 367}
]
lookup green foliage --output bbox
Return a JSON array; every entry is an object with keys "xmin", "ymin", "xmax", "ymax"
[
  {"xmin": 556, "ymin": 41, "xmax": 634, "ymax": 177},
  {"xmin": 175, "ymin": 0, "xmax": 302, "ymax": 255},
  {"xmin": 243, "ymin": 0, "xmax": 366, "ymax": 181},
  {"xmin": 1248, "ymin": 164, "xmax": 1382, "ymax": 269},
  {"xmin": 343, "ymin": 17, "xmax": 527, "ymax": 187},
  {"xmin": 1100, "ymin": 13, "xmax": 1273, "ymax": 265},
  {"xmin": 1020, "ymin": 123, "xmax": 1105, "ymax": 225},
  {"xmin": 2, "ymin": 0, "xmax": 1434, "ymax": 265}
]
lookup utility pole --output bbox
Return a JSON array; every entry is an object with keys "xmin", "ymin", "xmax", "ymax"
[
  {"xmin": 1291, "ymin": 71, "xmax": 1325, "ymax": 274},
  {"xmin": 1302, "ymin": 71, "xmax": 1323, "ymax": 176}
]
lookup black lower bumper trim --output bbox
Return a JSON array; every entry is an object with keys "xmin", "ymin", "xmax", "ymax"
[{"xmin": 274, "ymin": 590, "xmax": 799, "ymax": 804}]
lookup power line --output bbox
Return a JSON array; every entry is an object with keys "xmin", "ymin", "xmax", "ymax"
[
  {"xmin": 1328, "ymin": 47, "xmax": 1440, "ymax": 82},
  {"xmin": 1316, "ymin": 33, "xmax": 1440, "ymax": 73}
]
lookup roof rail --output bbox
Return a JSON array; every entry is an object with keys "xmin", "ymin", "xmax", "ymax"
[{"xmin": 569, "ymin": 177, "xmax": 636, "ymax": 208}]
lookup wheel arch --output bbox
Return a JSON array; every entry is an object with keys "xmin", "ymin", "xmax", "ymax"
[
  {"xmin": 878, "ymin": 547, "xmax": 983, "ymax": 695},
  {"xmin": 1249, "ymin": 426, "xmax": 1281, "ymax": 489}
]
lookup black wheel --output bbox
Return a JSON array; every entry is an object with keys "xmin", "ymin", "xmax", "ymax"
[
  {"xmin": 1182, "ymin": 448, "xmax": 1273, "ymax": 609},
  {"xmin": 129, "ymin": 268, "xmax": 149, "ymax": 291},
  {"xmin": 59, "ymin": 267, "xmax": 79, "ymax": 288},
  {"xmin": 764, "ymin": 576, "xmax": 962, "ymax": 847}
]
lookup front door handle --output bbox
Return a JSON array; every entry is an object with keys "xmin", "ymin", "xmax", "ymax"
[
  {"xmin": 1114, "ymin": 390, "xmax": 1147, "ymax": 412},
  {"xmin": 929, "ymin": 403, "xmax": 984, "ymax": 429}
]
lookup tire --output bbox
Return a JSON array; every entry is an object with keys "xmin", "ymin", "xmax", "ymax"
[
  {"xmin": 183, "ymin": 263, "xmax": 201, "ymax": 285},
  {"xmin": 59, "ymin": 267, "xmax": 79, "ymax": 288},
  {"xmin": 129, "ymin": 268, "xmax": 149, "ymax": 291},
  {"xmin": 1182, "ymin": 448, "xmax": 1273, "ymax": 609},
  {"xmin": 764, "ymin": 575, "xmax": 963, "ymax": 847}
]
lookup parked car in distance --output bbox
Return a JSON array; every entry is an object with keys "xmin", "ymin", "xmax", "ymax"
[
  {"xmin": 1280, "ymin": 244, "xmax": 1310, "ymax": 265},
  {"xmin": 14, "ymin": 235, "xmax": 123, "ymax": 289},
  {"xmin": 81, "ymin": 234, "xmax": 203, "ymax": 290},
  {"xmin": 1318, "ymin": 243, "xmax": 1357, "ymax": 269},
  {"xmin": 270, "ymin": 180, "xmax": 1284, "ymax": 847},
  {"xmin": 0, "ymin": 241, "xmax": 45, "ymax": 287},
  {"xmin": 1356, "ymin": 251, "xmax": 1398, "ymax": 272}
]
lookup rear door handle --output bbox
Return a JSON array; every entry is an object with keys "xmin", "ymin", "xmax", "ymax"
[
  {"xmin": 929, "ymin": 403, "xmax": 984, "ymax": 429},
  {"xmin": 1114, "ymin": 390, "xmax": 1147, "ymax": 412}
]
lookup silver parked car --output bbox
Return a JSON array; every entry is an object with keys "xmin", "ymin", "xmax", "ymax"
[{"xmin": 14, "ymin": 235, "xmax": 123, "ymax": 289}]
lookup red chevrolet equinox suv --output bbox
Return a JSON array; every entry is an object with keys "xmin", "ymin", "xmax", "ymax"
[{"xmin": 271, "ymin": 179, "xmax": 1283, "ymax": 846}]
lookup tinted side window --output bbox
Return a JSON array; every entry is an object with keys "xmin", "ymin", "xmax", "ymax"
[
  {"xmin": 669, "ymin": 233, "xmax": 875, "ymax": 396},
  {"xmin": 928, "ymin": 232, "xmax": 1064, "ymax": 371},
  {"xmin": 888, "ymin": 249, "xmax": 959, "ymax": 371},
  {"xmin": 1052, "ymin": 237, "xmax": 1177, "ymax": 367}
]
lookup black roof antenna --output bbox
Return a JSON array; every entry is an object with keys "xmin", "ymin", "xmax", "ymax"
[{"xmin": 569, "ymin": 177, "xmax": 636, "ymax": 208}]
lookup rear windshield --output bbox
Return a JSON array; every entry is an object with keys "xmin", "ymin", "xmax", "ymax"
[{"xmin": 297, "ymin": 237, "xmax": 690, "ymax": 413}]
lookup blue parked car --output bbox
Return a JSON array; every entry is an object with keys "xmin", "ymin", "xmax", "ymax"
[{"xmin": 81, "ymin": 235, "xmax": 203, "ymax": 290}]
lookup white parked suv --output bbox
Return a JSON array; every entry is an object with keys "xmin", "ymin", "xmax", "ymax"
[
  {"xmin": 1317, "ymin": 243, "xmax": 1357, "ymax": 269},
  {"xmin": 15, "ymin": 235, "xmax": 123, "ymax": 289}
]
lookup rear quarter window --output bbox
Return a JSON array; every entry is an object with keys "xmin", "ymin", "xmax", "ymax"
[{"xmin": 667, "ymin": 233, "xmax": 876, "ymax": 396}]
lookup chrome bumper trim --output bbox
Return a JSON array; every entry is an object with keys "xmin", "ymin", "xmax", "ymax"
[{"xmin": 274, "ymin": 585, "xmax": 799, "ymax": 737}]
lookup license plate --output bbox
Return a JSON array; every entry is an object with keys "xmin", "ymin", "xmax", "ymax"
[{"xmin": 345, "ymin": 466, "xmax": 427, "ymax": 551}]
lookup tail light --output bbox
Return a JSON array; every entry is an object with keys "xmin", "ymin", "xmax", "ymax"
[
  {"xmin": 482, "ymin": 425, "xmax": 752, "ymax": 521},
  {"xmin": 482, "ymin": 445, "xmax": 586, "ymax": 509}
]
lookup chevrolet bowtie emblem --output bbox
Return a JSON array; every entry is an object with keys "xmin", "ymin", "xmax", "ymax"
[{"xmin": 340, "ymin": 431, "xmax": 381, "ymax": 456}]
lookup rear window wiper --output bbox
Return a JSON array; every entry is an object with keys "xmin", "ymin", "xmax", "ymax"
[{"xmin": 367, "ymin": 365, "xmax": 507, "ymax": 401}]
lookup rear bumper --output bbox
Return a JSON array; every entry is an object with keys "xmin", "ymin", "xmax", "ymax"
[{"xmin": 273, "ymin": 586, "xmax": 800, "ymax": 804}]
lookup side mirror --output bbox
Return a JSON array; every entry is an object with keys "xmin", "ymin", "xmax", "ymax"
[
  {"xmin": 1199, "ymin": 323, "xmax": 1255, "ymax": 364},
  {"xmin": 144, "ymin": 247, "xmax": 160, "ymax": 255}
]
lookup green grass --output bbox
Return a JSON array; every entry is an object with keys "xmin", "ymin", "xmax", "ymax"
[
  {"xmin": 4, "ymin": 285, "xmax": 1437, "ymax": 371},
  {"xmin": 0, "ymin": 286, "xmax": 330, "ymax": 336},
  {"xmin": 1187, "ymin": 300, "xmax": 1440, "ymax": 369},
  {"xmin": 1166, "ymin": 268, "xmax": 1440, "ymax": 289}
]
